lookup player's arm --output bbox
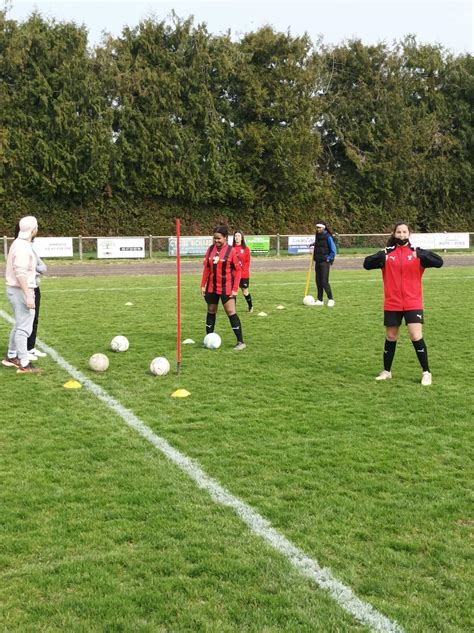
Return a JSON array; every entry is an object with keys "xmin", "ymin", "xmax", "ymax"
[
  {"xmin": 200, "ymin": 251, "xmax": 210, "ymax": 294},
  {"xmin": 363, "ymin": 250, "xmax": 386, "ymax": 270},
  {"xmin": 13, "ymin": 251, "xmax": 35, "ymax": 308},
  {"xmin": 327, "ymin": 236, "xmax": 337, "ymax": 263},
  {"xmin": 415, "ymin": 248, "xmax": 444, "ymax": 268},
  {"xmin": 231, "ymin": 250, "xmax": 242, "ymax": 295}
]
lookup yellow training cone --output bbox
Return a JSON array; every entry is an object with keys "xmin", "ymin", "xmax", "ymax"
[
  {"xmin": 171, "ymin": 389, "xmax": 191, "ymax": 398},
  {"xmin": 63, "ymin": 380, "xmax": 82, "ymax": 389}
]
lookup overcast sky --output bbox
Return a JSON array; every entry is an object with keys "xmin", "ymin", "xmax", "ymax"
[{"xmin": 6, "ymin": 0, "xmax": 473, "ymax": 54}]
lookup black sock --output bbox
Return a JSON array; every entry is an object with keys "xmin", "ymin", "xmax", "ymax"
[
  {"xmin": 412, "ymin": 338, "xmax": 429, "ymax": 372},
  {"xmin": 384, "ymin": 339, "xmax": 397, "ymax": 371},
  {"xmin": 245, "ymin": 294, "xmax": 252, "ymax": 310},
  {"xmin": 228, "ymin": 314, "xmax": 243, "ymax": 342},
  {"xmin": 206, "ymin": 312, "xmax": 216, "ymax": 334}
]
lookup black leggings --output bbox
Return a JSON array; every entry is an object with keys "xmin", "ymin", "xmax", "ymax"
[
  {"xmin": 27, "ymin": 287, "xmax": 41, "ymax": 351},
  {"xmin": 315, "ymin": 261, "xmax": 333, "ymax": 301}
]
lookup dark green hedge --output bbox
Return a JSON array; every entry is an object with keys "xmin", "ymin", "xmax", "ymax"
[{"xmin": 1, "ymin": 11, "xmax": 472, "ymax": 235}]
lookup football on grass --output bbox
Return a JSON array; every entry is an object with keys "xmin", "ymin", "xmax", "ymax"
[
  {"xmin": 203, "ymin": 333, "xmax": 222, "ymax": 349},
  {"xmin": 111, "ymin": 335, "xmax": 129, "ymax": 352},
  {"xmin": 89, "ymin": 353, "xmax": 109, "ymax": 372},
  {"xmin": 150, "ymin": 357, "xmax": 170, "ymax": 376}
]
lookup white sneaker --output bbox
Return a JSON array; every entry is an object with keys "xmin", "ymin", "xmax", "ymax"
[
  {"xmin": 30, "ymin": 348, "xmax": 47, "ymax": 357},
  {"xmin": 421, "ymin": 371, "xmax": 432, "ymax": 386},
  {"xmin": 327, "ymin": 299, "xmax": 335, "ymax": 307},
  {"xmin": 28, "ymin": 352, "xmax": 38, "ymax": 361},
  {"xmin": 314, "ymin": 300, "xmax": 324, "ymax": 306},
  {"xmin": 375, "ymin": 370, "xmax": 392, "ymax": 381}
]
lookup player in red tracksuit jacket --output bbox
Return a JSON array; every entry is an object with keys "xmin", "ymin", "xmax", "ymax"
[
  {"xmin": 232, "ymin": 230, "xmax": 253, "ymax": 312},
  {"xmin": 364, "ymin": 222, "xmax": 443, "ymax": 385},
  {"xmin": 201, "ymin": 225, "xmax": 246, "ymax": 351}
]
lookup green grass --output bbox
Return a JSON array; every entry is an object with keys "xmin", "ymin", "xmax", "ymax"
[{"xmin": 1, "ymin": 267, "xmax": 473, "ymax": 632}]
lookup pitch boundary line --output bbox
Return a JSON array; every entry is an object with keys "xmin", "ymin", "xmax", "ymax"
[
  {"xmin": 0, "ymin": 308, "xmax": 403, "ymax": 632},
  {"xmin": 41, "ymin": 274, "xmax": 474, "ymax": 294}
]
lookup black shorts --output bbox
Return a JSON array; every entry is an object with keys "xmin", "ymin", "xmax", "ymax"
[
  {"xmin": 239, "ymin": 278, "xmax": 250, "ymax": 289},
  {"xmin": 384, "ymin": 310, "xmax": 424, "ymax": 327},
  {"xmin": 205, "ymin": 292, "xmax": 234, "ymax": 305}
]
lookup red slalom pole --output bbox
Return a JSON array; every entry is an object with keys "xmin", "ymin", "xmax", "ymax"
[{"xmin": 176, "ymin": 218, "xmax": 181, "ymax": 375}]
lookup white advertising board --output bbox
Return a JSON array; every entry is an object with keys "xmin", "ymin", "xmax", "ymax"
[
  {"xmin": 434, "ymin": 233, "xmax": 470, "ymax": 249},
  {"xmin": 168, "ymin": 236, "xmax": 212, "ymax": 256},
  {"xmin": 97, "ymin": 238, "xmax": 145, "ymax": 259},
  {"xmin": 410, "ymin": 233, "xmax": 436, "ymax": 249},
  {"xmin": 410, "ymin": 233, "xmax": 469, "ymax": 249},
  {"xmin": 288, "ymin": 235, "xmax": 314, "ymax": 254},
  {"xmin": 33, "ymin": 237, "xmax": 73, "ymax": 258}
]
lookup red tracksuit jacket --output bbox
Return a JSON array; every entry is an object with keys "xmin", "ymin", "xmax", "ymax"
[
  {"xmin": 364, "ymin": 244, "xmax": 443, "ymax": 311},
  {"xmin": 234, "ymin": 245, "xmax": 251, "ymax": 278},
  {"xmin": 201, "ymin": 244, "xmax": 242, "ymax": 295}
]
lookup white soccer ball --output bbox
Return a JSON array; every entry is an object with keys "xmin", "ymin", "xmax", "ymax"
[
  {"xmin": 303, "ymin": 295, "xmax": 316, "ymax": 306},
  {"xmin": 89, "ymin": 353, "xmax": 109, "ymax": 372},
  {"xmin": 203, "ymin": 333, "xmax": 222, "ymax": 349},
  {"xmin": 111, "ymin": 335, "xmax": 129, "ymax": 352},
  {"xmin": 149, "ymin": 356, "xmax": 170, "ymax": 376}
]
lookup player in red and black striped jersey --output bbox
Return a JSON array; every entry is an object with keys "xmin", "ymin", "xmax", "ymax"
[
  {"xmin": 200, "ymin": 225, "xmax": 246, "ymax": 351},
  {"xmin": 232, "ymin": 230, "xmax": 253, "ymax": 312}
]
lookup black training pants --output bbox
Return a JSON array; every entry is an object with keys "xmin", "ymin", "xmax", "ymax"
[
  {"xmin": 27, "ymin": 286, "xmax": 41, "ymax": 351},
  {"xmin": 315, "ymin": 261, "xmax": 333, "ymax": 301}
]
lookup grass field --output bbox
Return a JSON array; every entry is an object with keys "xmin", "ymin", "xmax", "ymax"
[{"xmin": 1, "ymin": 267, "xmax": 473, "ymax": 632}]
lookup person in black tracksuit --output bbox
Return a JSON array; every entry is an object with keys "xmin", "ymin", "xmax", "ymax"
[{"xmin": 312, "ymin": 222, "xmax": 337, "ymax": 306}]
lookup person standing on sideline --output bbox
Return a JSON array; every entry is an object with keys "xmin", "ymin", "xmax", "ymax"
[
  {"xmin": 363, "ymin": 221, "xmax": 443, "ymax": 386},
  {"xmin": 232, "ymin": 230, "xmax": 253, "ymax": 313},
  {"xmin": 201, "ymin": 225, "xmax": 246, "ymax": 351},
  {"xmin": 14, "ymin": 222, "xmax": 47, "ymax": 362},
  {"xmin": 2, "ymin": 216, "xmax": 41, "ymax": 373},
  {"xmin": 312, "ymin": 221, "xmax": 337, "ymax": 306}
]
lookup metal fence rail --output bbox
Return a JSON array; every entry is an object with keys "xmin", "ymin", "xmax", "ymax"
[{"xmin": 2, "ymin": 233, "xmax": 473, "ymax": 260}]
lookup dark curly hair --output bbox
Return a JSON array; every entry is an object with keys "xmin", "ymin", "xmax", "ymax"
[{"xmin": 213, "ymin": 225, "xmax": 229, "ymax": 238}]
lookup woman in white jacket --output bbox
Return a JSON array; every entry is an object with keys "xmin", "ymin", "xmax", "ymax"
[
  {"xmin": 12, "ymin": 221, "xmax": 48, "ymax": 361},
  {"xmin": 2, "ymin": 216, "xmax": 41, "ymax": 373}
]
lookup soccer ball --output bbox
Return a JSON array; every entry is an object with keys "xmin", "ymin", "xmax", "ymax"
[
  {"xmin": 203, "ymin": 333, "xmax": 221, "ymax": 349},
  {"xmin": 111, "ymin": 335, "xmax": 129, "ymax": 352},
  {"xmin": 303, "ymin": 295, "xmax": 316, "ymax": 306},
  {"xmin": 149, "ymin": 356, "xmax": 170, "ymax": 376},
  {"xmin": 89, "ymin": 353, "xmax": 109, "ymax": 372}
]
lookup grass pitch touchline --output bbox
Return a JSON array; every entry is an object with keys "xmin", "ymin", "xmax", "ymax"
[
  {"xmin": 0, "ymin": 309, "xmax": 403, "ymax": 633},
  {"xmin": 42, "ymin": 274, "xmax": 473, "ymax": 294}
]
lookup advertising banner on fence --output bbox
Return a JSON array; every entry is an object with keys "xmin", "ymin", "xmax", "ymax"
[
  {"xmin": 288, "ymin": 235, "xmax": 314, "ymax": 254},
  {"xmin": 435, "ymin": 233, "xmax": 470, "ymax": 249},
  {"xmin": 410, "ymin": 233, "xmax": 469, "ymax": 250},
  {"xmin": 227, "ymin": 235, "xmax": 270, "ymax": 253},
  {"xmin": 168, "ymin": 236, "xmax": 212, "ymax": 256},
  {"xmin": 33, "ymin": 237, "xmax": 74, "ymax": 258},
  {"xmin": 246, "ymin": 235, "xmax": 270, "ymax": 253},
  {"xmin": 97, "ymin": 238, "xmax": 145, "ymax": 259},
  {"xmin": 410, "ymin": 233, "xmax": 436, "ymax": 249}
]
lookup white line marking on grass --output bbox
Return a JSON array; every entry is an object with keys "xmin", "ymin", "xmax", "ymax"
[
  {"xmin": 43, "ymin": 275, "xmax": 473, "ymax": 294},
  {"xmin": 0, "ymin": 307, "xmax": 403, "ymax": 632}
]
